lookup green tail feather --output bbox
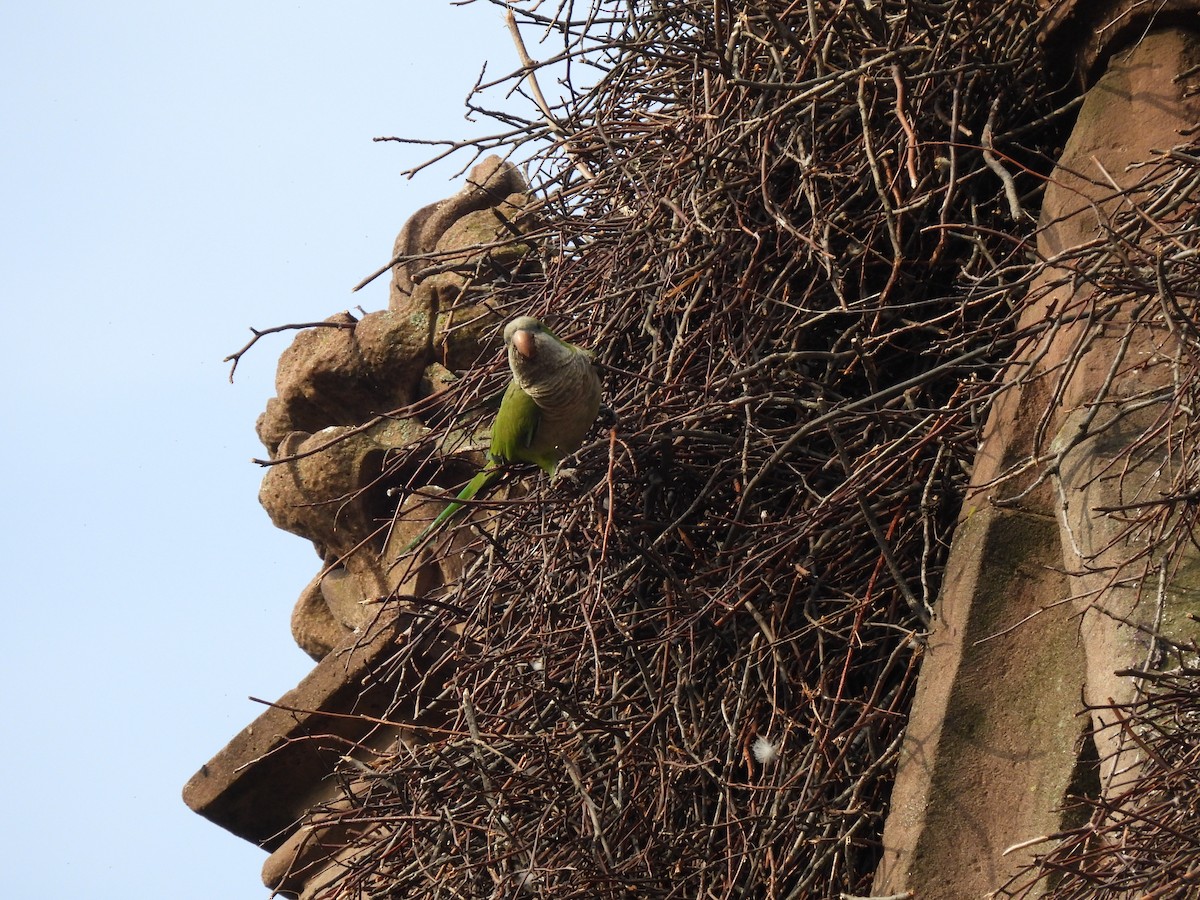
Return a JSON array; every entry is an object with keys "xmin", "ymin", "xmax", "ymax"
[{"xmin": 402, "ymin": 464, "xmax": 501, "ymax": 553}]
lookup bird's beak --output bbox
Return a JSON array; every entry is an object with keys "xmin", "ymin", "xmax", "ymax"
[{"xmin": 512, "ymin": 329, "xmax": 536, "ymax": 359}]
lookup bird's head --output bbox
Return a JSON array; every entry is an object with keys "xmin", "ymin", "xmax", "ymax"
[
  {"xmin": 503, "ymin": 315, "xmax": 546, "ymax": 361},
  {"xmin": 503, "ymin": 315, "xmax": 585, "ymax": 392}
]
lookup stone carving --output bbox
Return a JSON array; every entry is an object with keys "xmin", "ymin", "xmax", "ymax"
[{"xmin": 255, "ymin": 157, "xmax": 540, "ymax": 659}]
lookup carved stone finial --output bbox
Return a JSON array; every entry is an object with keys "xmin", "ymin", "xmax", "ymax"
[{"xmin": 254, "ymin": 157, "xmax": 540, "ymax": 659}]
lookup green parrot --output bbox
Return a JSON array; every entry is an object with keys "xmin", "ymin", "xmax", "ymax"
[{"xmin": 404, "ymin": 315, "xmax": 602, "ymax": 552}]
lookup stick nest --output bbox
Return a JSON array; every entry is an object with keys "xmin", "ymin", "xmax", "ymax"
[{"xmin": 291, "ymin": 1, "xmax": 1200, "ymax": 896}]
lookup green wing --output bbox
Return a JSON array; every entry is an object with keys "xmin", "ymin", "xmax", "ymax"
[
  {"xmin": 404, "ymin": 379, "xmax": 542, "ymax": 554},
  {"xmin": 489, "ymin": 380, "xmax": 542, "ymax": 466}
]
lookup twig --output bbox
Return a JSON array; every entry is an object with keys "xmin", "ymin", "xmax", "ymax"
[
  {"xmin": 224, "ymin": 317, "xmax": 358, "ymax": 383},
  {"xmin": 982, "ymin": 98, "xmax": 1024, "ymax": 220},
  {"xmin": 504, "ymin": 9, "xmax": 595, "ymax": 183}
]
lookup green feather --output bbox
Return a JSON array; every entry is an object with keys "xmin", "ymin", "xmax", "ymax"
[
  {"xmin": 491, "ymin": 380, "xmax": 557, "ymax": 473},
  {"xmin": 401, "ymin": 464, "xmax": 500, "ymax": 554},
  {"xmin": 402, "ymin": 382, "xmax": 545, "ymax": 553}
]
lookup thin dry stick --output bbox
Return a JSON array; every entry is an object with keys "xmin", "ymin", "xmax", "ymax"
[
  {"xmin": 224, "ymin": 317, "xmax": 358, "ymax": 382},
  {"xmin": 505, "ymin": 8, "xmax": 595, "ymax": 183}
]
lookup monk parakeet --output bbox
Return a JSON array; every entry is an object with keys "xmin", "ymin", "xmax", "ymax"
[{"xmin": 404, "ymin": 316, "xmax": 602, "ymax": 552}]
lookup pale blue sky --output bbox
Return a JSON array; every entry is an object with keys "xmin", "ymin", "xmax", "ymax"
[{"xmin": 1, "ymin": 2, "xmax": 528, "ymax": 896}]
